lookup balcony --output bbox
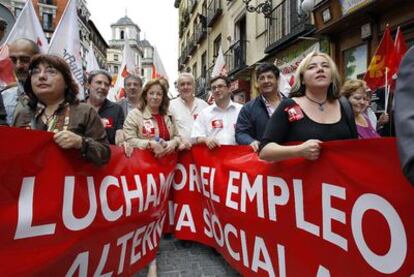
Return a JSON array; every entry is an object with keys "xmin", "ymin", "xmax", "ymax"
[
  {"xmin": 224, "ymin": 40, "xmax": 247, "ymax": 75},
  {"xmin": 195, "ymin": 21, "xmax": 207, "ymax": 44},
  {"xmin": 195, "ymin": 76, "xmax": 208, "ymax": 99},
  {"xmin": 207, "ymin": 0, "xmax": 222, "ymax": 27},
  {"xmin": 265, "ymin": 0, "xmax": 315, "ymax": 53},
  {"xmin": 188, "ymin": 33, "xmax": 197, "ymax": 55},
  {"xmin": 188, "ymin": 0, "xmax": 198, "ymax": 13}
]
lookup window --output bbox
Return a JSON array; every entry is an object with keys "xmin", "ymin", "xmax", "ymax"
[
  {"xmin": 201, "ymin": 51, "xmax": 207, "ymax": 77},
  {"xmin": 114, "ymin": 66, "xmax": 118, "ymax": 74},
  {"xmin": 213, "ymin": 34, "xmax": 221, "ymax": 58},
  {"xmin": 39, "ymin": 0, "xmax": 54, "ymax": 4},
  {"xmin": 114, "ymin": 54, "xmax": 119, "ymax": 61},
  {"xmin": 343, "ymin": 44, "xmax": 368, "ymax": 80},
  {"xmin": 120, "ymin": 30, "xmax": 124, "ymax": 40},
  {"xmin": 42, "ymin": 13, "xmax": 53, "ymax": 30},
  {"xmin": 15, "ymin": 8, "xmax": 22, "ymax": 17},
  {"xmin": 192, "ymin": 62, "xmax": 197, "ymax": 77}
]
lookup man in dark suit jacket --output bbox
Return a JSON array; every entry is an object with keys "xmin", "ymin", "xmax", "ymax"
[{"xmin": 395, "ymin": 46, "xmax": 414, "ymax": 186}]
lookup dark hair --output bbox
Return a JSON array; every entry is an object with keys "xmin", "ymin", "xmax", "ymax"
[
  {"xmin": 210, "ymin": 75, "xmax": 230, "ymax": 87},
  {"xmin": 124, "ymin": 74, "xmax": 142, "ymax": 87},
  {"xmin": 139, "ymin": 78, "xmax": 170, "ymax": 115},
  {"xmin": 87, "ymin": 69, "xmax": 112, "ymax": 84},
  {"xmin": 256, "ymin": 63, "xmax": 280, "ymax": 79},
  {"xmin": 24, "ymin": 54, "xmax": 79, "ymax": 109},
  {"xmin": 0, "ymin": 18, "xmax": 7, "ymax": 31}
]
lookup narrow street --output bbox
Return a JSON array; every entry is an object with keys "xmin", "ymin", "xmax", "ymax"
[{"xmin": 136, "ymin": 238, "xmax": 240, "ymax": 277}]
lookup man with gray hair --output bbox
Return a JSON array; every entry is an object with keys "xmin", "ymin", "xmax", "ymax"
[
  {"xmin": 169, "ymin": 72, "xmax": 208, "ymax": 149},
  {"xmin": 1, "ymin": 38, "xmax": 40, "ymax": 125},
  {"xmin": 86, "ymin": 70, "xmax": 124, "ymax": 145}
]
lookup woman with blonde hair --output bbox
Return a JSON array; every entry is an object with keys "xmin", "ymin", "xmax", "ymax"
[
  {"xmin": 260, "ymin": 51, "xmax": 357, "ymax": 162},
  {"xmin": 341, "ymin": 79, "xmax": 380, "ymax": 139}
]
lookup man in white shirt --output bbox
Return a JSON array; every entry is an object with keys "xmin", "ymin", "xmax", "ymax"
[
  {"xmin": 170, "ymin": 72, "xmax": 208, "ymax": 149},
  {"xmin": 192, "ymin": 75, "xmax": 242, "ymax": 149}
]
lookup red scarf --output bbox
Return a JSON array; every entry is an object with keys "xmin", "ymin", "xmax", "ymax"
[{"xmin": 152, "ymin": 114, "xmax": 170, "ymax": 141}]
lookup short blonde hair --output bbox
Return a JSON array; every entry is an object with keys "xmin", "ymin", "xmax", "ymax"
[
  {"xmin": 340, "ymin": 79, "xmax": 367, "ymax": 99},
  {"xmin": 290, "ymin": 51, "xmax": 341, "ymax": 100}
]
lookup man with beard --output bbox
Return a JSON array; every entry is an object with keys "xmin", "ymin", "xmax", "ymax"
[
  {"xmin": 2, "ymin": 38, "xmax": 40, "ymax": 125},
  {"xmin": 235, "ymin": 63, "xmax": 284, "ymax": 152},
  {"xmin": 86, "ymin": 70, "xmax": 124, "ymax": 145},
  {"xmin": 118, "ymin": 75, "xmax": 142, "ymax": 116},
  {"xmin": 169, "ymin": 72, "xmax": 208, "ymax": 149}
]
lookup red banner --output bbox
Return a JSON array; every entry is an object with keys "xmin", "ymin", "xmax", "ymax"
[
  {"xmin": 0, "ymin": 127, "xmax": 413, "ymax": 276},
  {"xmin": 0, "ymin": 127, "xmax": 176, "ymax": 276}
]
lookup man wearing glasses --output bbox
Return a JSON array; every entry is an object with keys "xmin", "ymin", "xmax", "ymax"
[
  {"xmin": 1, "ymin": 38, "xmax": 40, "ymax": 125},
  {"xmin": 191, "ymin": 75, "xmax": 242, "ymax": 149}
]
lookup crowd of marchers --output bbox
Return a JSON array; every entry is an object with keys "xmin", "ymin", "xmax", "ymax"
[
  {"xmin": 1, "ymin": 39, "xmax": 413, "ymax": 173},
  {"xmin": 1, "ymin": 38, "xmax": 414, "ymax": 276}
]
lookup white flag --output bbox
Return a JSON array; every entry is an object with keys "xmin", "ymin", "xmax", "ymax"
[
  {"xmin": 4, "ymin": 0, "xmax": 48, "ymax": 53},
  {"xmin": 211, "ymin": 46, "xmax": 227, "ymax": 78},
  {"xmin": 152, "ymin": 46, "xmax": 168, "ymax": 79},
  {"xmin": 48, "ymin": 0, "xmax": 84, "ymax": 99},
  {"xmin": 108, "ymin": 36, "xmax": 137, "ymax": 101},
  {"xmin": 278, "ymin": 74, "xmax": 292, "ymax": 98},
  {"xmin": 85, "ymin": 42, "xmax": 100, "ymax": 73}
]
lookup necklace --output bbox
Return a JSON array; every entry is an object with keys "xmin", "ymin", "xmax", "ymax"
[
  {"xmin": 43, "ymin": 111, "xmax": 56, "ymax": 124},
  {"xmin": 305, "ymin": 95, "xmax": 328, "ymax": 111}
]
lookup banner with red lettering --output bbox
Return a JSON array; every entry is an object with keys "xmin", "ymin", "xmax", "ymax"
[{"xmin": 0, "ymin": 127, "xmax": 413, "ymax": 276}]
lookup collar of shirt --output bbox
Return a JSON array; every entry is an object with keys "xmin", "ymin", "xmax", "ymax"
[
  {"xmin": 261, "ymin": 95, "xmax": 278, "ymax": 117},
  {"xmin": 34, "ymin": 101, "xmax": 67, "ymax": 119},
  {"xmin": 212, "ymin": 100, "xmax": 237, "ymax": 112},
  {"xmin": 179, "ymin": 96, "xmax": 198, "ymax": 113}
]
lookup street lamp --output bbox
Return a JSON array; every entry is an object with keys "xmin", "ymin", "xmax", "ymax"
[{"xmin": 227, "ymin": 0, "xmax": 273, "ymax": 18}]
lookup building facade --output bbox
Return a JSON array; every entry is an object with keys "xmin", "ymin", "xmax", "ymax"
[
  {"xmin": 175, "ymin": 0, "xmax": 414, "ymax": 103},
  {"xmin": 106, "ymin": 15, "xmax": 143, "ymax": 77},
  {"xmin": 88, "ymin": 19, "xmax": 108, "ymax": 69},
  {"xmin": 1, "ymin": 0, "xmax": 108, "ymax": 69}
]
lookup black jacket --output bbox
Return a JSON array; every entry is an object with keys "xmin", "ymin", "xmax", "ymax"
[
  {"xmin": 235, "ymin": 96, "xmax": 273, "ymax": 145},
  {"xmin": 395, "ymin": 46, "xmax": 414, "ymax": 186}
]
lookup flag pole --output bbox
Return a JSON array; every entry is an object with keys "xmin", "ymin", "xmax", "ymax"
[{"xmin": 384, "ymin": 67, "xmax": 389, "ymax": 112}]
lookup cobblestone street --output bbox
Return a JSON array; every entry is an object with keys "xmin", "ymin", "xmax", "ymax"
[{"xmin": 136, "ymin": 238, "xmax": 240, "ymax": 277}]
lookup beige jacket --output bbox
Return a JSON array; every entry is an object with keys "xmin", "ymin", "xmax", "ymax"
[{"xmin": 123, "ymin": 106, "xmax": 181, "ymax": 149}]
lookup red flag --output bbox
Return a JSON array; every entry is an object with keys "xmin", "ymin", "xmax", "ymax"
[
  {"xmin": 0, "ymin": 45, "xmax": 16, "ymax": 88},
  {"xmin": 390, "ymin": 26, "xmax": 408, "ymax": 91},
  {"xmin": 363, "ymin": 25, "xmax": 397, "ymax": 90},
  {"xmin": 394, "ymin": 26, "xmax": 408, "ymax": 70}
]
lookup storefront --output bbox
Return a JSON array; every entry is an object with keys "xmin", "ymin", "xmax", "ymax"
[{"xmin": 313, "ymin": 0, "xmax": 414, "ymax": 80}]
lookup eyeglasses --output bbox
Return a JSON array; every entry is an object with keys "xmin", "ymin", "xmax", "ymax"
[
  {"xmin": 10, "ymin": 55, "xmax": 31, "ymax": 65},
  {"xmin": 211, "ymin": 84, "xmax": 227, "ymax": 91},
  {"xmin": 31, "ymin": 67, "xmax": 59, "ymax": 77}
]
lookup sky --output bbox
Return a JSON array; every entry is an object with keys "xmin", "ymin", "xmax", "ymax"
[{"xmin": 87, "ymin": 0, "xmax": 179, "ymax": 85}]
